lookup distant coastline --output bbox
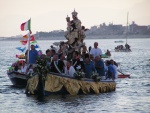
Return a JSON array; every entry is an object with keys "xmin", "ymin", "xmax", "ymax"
[{"xmin": 0, "ymin": 34, "xmax": 150, "ymax": 41}]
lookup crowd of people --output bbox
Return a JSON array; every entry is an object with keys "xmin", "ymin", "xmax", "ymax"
[{"xmin": 11, "ymin": 41, "xmax": 118, "ymax": 81}]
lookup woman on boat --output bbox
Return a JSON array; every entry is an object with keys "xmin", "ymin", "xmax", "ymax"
[{"xmin": 21, "ymin": 61, "xmax": 28, "ymax": 74}]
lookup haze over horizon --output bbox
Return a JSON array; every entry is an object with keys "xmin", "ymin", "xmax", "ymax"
[{"xmin": 0, "ymin": 0, "xmax": 150, "ymax": 37}]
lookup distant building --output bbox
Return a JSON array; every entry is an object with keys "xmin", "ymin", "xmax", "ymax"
[
  {"xmin": 129, "ymin": 21, "xmax": 150, "ymax": 34},
  {"xmin": 29, "ymin": 22, "xmax": 150, "ymax": 38},
  {"xmin": 87, "ymin": 22, "xmax": 124, "ymax": 35}
]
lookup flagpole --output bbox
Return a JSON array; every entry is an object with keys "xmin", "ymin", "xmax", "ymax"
[
  {"xmin": 126, "ymin": 12, "xmax": 129, "ymax": 44},
  {"xmin": 27, "ymin": 31, "xmax": 30, "ymax": 64}
]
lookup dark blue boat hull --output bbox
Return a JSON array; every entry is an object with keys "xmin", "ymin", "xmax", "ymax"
[{"xmin": 7, "ymin": 71, "xmax": 28, "ymax": 87}]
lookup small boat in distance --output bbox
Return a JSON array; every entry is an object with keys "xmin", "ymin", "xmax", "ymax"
[
  {"xmin": 115, "ymin": 46, "xmax": 131, "ymax": 52},
  {"xmin": 114, "ymin": 40, "xmax": 124, "ymax": 43},
  {"xmin": 114, "ymin": 12, "xmax": 131, "ymax": 52}
]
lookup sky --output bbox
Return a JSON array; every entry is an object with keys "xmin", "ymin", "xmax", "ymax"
[{"xmin": 0, "ymin": 0, "xmax": 150, "ymax": 37}]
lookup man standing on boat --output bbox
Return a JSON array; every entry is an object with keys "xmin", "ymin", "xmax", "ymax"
[
  {"xmin": 29, "ymin": 45, "xmax": 38, "ymax": 64},
  {"xmin": 90, "ymin": 42, "xmax": 102, "ymax": 58}
]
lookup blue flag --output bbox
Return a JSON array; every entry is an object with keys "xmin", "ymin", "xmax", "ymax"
[{"xmin": 16, "ymin": 47, "xmax": 26, "ymax": 52}]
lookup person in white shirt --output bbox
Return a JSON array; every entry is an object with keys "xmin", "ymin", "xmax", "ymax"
[
  {"xmin": 90, "ymin": 42, "xmax": 102, "ymax": 58},
  {"xmin": 21, "ymin": 61, "xmax": 28, "ymax": 74},
  {"xmin": 64, "ymin": 60, "xmax": 76, "ymax": 77}
]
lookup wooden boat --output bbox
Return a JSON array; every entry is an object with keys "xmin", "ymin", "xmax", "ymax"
[
  {"xmin": 7, "ymin": 71, "xmax": 28, "ymax": 87},
  {"xmin": 7, "ymin": 58, "xmax": 29, "ymax": 87},
  {"xmin": 25, "ymin": 72, "xmax": 116, "ymax": 96},
  {"xmin": 118, "ymin": 74, "xmax": 130, "ymax": 78},
  {"xmin": 8, "ymin": 10, "xmax": 116, "ymax": 96}
]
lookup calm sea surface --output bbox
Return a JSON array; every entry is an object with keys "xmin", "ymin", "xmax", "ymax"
[{"xmin": 0, "ymin": 38, "xmax": 150, "ymax": 113}]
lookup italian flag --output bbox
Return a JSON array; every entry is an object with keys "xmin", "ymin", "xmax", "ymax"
[{"xmin": 20, "ymin": 19, "xmax": 31, "ymax": 31}]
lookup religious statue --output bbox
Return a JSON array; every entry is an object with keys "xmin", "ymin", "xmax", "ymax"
[
  {"xmin": 65, "ymin": 10, "xmax": 82, "ymax": 46},
  {"xmin": 64, "ymin": 10, "xmax": 88, "ymax": 59}
]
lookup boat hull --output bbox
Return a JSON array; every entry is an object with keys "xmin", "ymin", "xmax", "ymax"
[
  {"xmin": 7, "ymin": 71, "xmax": 28, "ymax": 87},
  {"xmin": 26, "ymin": 72, "xmax": 116, "ymax": 96},
  {"xmin": 118, "ymin": 74, "xmax": 130, "ymax": 78}
]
